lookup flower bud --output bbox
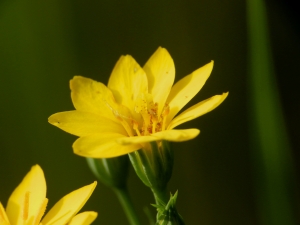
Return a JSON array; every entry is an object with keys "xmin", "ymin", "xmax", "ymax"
[{"xmin": 86, "ymin": 156, "xmax": 129, "ymax": 189}]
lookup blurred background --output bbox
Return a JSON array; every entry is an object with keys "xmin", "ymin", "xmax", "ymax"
[{"xmin": 0, "ymin": 0, "xmax": 299, "ymax": 224}]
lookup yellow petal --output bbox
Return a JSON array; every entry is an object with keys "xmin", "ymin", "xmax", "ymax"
[
  {"xmin": 6, "ymin": 165, "xmax": 46, "ymax": 225},
  {"xmin": 116, "ymin": 135, "xmax": 160, "ymax": 145},
  {"xmin": 152, "ymin": 129, "xmax": 200, "ymax": 142},
  {"xmin": 68, "ymin": 212, "xmax": 97, "ymax": 225},
  {"xmin": 73, "ymin": 133, "xmax": 141, "ymax": 158},
  {"xmin": 0, "ymin": 202, "xmax": 10, "ymax": 225},
  {"xmin": 166, "ymin": 61, "xmax": 214, "ymax": 126},
  {"xmin": 41, "ymin": 182, "xmax": 97, "ymax": 225},
  {"xmin": 70, "ymin": 76, "xmax": 131, "ymax": 123},
  {"xmin": 117, "ymin": 129, "xmax": 199, "ymax": 144},
  {"xmin": 168, "ymin": 93, "xmax": 228, "ymax": 130},
  {"xmin": 107, "ymin": 55, "xmax": 148, "ymax": 120},
  {"xmin": 143, "ymin": 47, "xmax": 175, "ymax": 116},
  {"xmin": 48, "ymin": 111, "xmax": 126, "ymax": 137}
]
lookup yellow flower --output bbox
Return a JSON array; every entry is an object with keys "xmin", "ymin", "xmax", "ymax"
[
  {"xmin": 48, "ymin": 47, "xmax": 228, "ymax": 158},
  {"xmin": 0, "ymin": 165, "xmax": 97, "ymax": 225}
]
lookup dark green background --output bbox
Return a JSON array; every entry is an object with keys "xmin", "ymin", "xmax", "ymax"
[{"xmin": 0, "ymin": 0, "xmax": 299, "ymax": 224}]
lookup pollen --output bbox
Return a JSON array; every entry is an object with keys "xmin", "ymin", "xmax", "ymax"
[{"xmin": 133, "ymin": 94, "xmax": 169, "ymax": 136}]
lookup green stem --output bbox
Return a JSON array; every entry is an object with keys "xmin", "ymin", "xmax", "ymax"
[
  {"xmin": 113, "ymin": 187, "xmax": 141, "ymax": 225},
  {"xmin": 151, "ymin": 188, "xmax": 169, "ymax": 205}
]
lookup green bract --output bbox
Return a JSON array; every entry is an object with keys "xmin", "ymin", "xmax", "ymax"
[
  {"xmin": 129, "ymin": 141, "xmax": 173, "ymax": 190},
  {"xmin": 154, "ymin": 191, "xmax": 185, "ymax": 225}
]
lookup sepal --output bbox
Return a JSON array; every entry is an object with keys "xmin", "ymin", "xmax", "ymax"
[{"xmin": 128, "ymin": 141, "xmax": 174, "ymax": 190}]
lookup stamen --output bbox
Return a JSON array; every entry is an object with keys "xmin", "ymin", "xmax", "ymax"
[
  {"xmin": 140, "ymin": 112, "xmax": 150, "ymax": 135},
  {"xmin": 133, "ymin": 121, "xmax": 141, "ymax": 136},
  {"xmin": 152, "ymin": 116, "xmax": 158, "ymax": 134},
  {"xmin": 161, "ymin": 104, "xmax": 170, "ymax": 131},
  {"xmin": 23, "ymin": 192, "xmax": 30, "ymax": 222},
  {"xmin": 33, "ymin": 198, "xmax": 48, "ymax": 225},
  {"xmin": 116, "ymin": 116, "xmax": 134, "ymax": 137},
  {"xmin": 135, "ymin": 95, "xmax": 150, "ymax": 136},
  {"xmin": 104, "ymin": 99, "xmax": 135, "ymax": 136}
]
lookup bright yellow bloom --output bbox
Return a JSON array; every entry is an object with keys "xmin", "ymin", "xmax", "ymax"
[
  {"xmin": 0, "ymin": 165, "xmax": 97, "ymax": 225},
  {"xmin": 49, "ymin": 47, "xmax": 228, "ymax": 158}
]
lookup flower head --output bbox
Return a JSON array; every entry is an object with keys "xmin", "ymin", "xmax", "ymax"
[
  {"xmin": 49, "ymin": 47, "xmax": 228, "ymax": 158},
  {"xmin": 0, "ymin": 165, "xmax": 97, "ymax": 225}
]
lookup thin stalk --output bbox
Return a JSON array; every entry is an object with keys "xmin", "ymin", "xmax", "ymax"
[
  {"xmin": 113, "ymin": 187, "xmax": 141, "ymax": 225},
  {"xmin": 151, "ymin": 188, "xmax": 169, "ymax": 205}
]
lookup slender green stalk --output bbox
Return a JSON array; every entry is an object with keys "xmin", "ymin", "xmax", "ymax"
[
  {"xmin": 151, "ymin": 188, "xmax": 169, "ymax": 205},
  {"xmin": 144, "ymin": 207, "xmax": 156, "ymax": 225},
  {"xmin": 113, "ymin": 187, "xmax": 141, "ymax": 225},
  {"xmin": 246, "ymin": 0, "xmax": 296, "ymax": 224}
]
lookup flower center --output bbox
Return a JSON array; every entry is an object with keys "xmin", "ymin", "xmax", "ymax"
[
  {"xmin": 107, "ymin": 93, "xmax": 170, "ymax": 137},
  {"xmin": 133, "ymin": 93, "xmax": 169, "ymax": 136}
]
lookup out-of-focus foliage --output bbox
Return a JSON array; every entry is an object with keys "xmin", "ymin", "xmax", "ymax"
[{"xmin": 247, "ymin": 0, "xmax": 297, "ymax": 224}]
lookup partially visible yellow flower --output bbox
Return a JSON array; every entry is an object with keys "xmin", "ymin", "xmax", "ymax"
[
  {"xmin": 0, "ymin": 165, "xmax": 97, "ymax": 225},
  {"xmin": 49, "ymin": 47, "xmax": 228, "ymax": 158}
]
